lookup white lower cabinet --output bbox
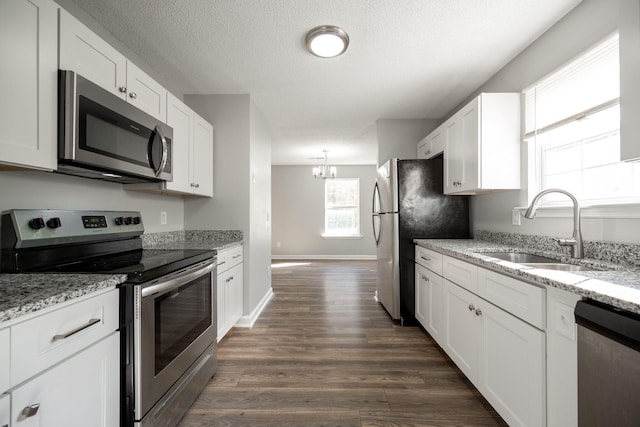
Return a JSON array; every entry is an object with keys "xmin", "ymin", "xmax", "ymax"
[
  {"xmin": 0, "ymin": 393, "xmax": 9, "ymax": 427},
  {"xmin": 217, "ymin": 246, "xmax": 244, "ymax": 341},
  {"xmin": 11, "ymin": 333, "xmax": 119, "ymax": 427},
  {"xmin": 479, "ymin": 297, "xmax": 546, "ymax": 427},
  {"xmin": 443, "ymin": 278, "xmax": 546, "ymax": 426},
  {"xmin": 443, "ymin": 279, "xmax": 480, "ymax": 383}
]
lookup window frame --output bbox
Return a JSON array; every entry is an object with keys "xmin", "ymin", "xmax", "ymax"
[{"xmin": 323, "ymin": 178, "xmax": 361, "ymax": 238}]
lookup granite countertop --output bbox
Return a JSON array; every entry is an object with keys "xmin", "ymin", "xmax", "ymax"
[
  {"xmin": 414, "ymin": 238, "xmax": 640, "ymax": 314},
  {"xmin": 0, "ymin": 273, "xmax": 127, "ymax": 326},
  {"xmin": 142, "ymin": 230, "xmax": 243, "ymax": 251}
]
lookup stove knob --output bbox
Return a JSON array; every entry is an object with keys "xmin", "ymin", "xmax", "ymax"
[
  {"xmin": 124, "ymin": 217, "xmax": 132, "ymax": 225},
  {"xmin": 132, "ymin": 216, "xmax": 141, "ymax": 225},
  {"xmin": 28, "ymin": 218, "xmax": 45, "ymax": 230},
  {"xmin": 46, "ymin": 217, "xmax": 62, "ymax": 229},
  {"xmin": 114, "ymin": 217, "xmax": 124, "ymax": 226}
]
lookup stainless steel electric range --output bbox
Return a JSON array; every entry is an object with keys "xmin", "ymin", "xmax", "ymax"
[{"xmin": 1, "ymin": 209, "xmax": 218, "ymax": 427}]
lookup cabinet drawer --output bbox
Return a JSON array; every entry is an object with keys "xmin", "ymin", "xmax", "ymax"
[
  {"xmin": 217, "ymin": 245, "xmax": 243, "ymax": 273},
  {"xmin": 477, "ymin": 268, "xmax": 545, "ymax": 329},
  {"xmin": 0, "ymin": 328, "xmax": 8, "ymax": 393},
  {"xmin": 443, "ymin": 255, "xmax": 478, "ymax": 293},
  {"xmin": 415, "ymin": 246, "xmax": 442, "ymax": 275},
  {"xmin": 10, "ymin": 289, "xmax": 119, "ymax": 386}
]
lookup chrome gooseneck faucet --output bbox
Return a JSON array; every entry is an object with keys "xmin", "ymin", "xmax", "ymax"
[{"xmin": 524, "ymin": 188, "xmax": 584, "ymax": 259}]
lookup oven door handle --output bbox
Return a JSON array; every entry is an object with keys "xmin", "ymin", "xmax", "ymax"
[{"xmin": 141, "ymin": 261, "xmax": 216, "ymax": 298}]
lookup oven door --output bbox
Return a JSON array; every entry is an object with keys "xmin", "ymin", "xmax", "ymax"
[{"xmin": 135, "ymin": 259, "xmax": 216, "ymax": 419}]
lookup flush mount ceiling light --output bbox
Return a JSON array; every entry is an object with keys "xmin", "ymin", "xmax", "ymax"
[
  {"xmin": 312, "ymin": 150, "xmax": 337, "ymax": 179},
  {"xmin": 305, "ymin": 25, "xmax": 349, "ymax": 58}
]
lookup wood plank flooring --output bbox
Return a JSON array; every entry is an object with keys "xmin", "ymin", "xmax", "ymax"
[{"xmin": 178, "ymin": 260, "xmax": 507, "ymax": 427}]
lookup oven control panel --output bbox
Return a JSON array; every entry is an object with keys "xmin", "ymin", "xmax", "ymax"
[{"xmin": 1, "ymin": 209, "xmax": 144, "ymax": 249}]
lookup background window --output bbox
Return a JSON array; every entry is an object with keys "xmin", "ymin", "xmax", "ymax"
[
  {"xmin": 524, "ymin": 33, "xmax": 640, "ymax": 205},
  {"xmin": 325, "ymin": 178, "xmax": 359, "ymax": 236}
]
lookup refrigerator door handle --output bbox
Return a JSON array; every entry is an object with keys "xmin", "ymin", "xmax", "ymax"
[
  {"xmin": 372, "ymin": 182, "xmax": 381, "ymax": 245},
  {"xmin": 372, "ymin": 213, "xmax": 380, "ymax": 245}
]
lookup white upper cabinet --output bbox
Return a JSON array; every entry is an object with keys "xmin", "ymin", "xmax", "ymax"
[
  {"xmin": 127, "ymin": 94, "xmax": 213, "ymax": 197},
  {"xmin": 442, "ymin": 93, "xmax": 521, "ymax": 195},
  {"xmin": 0, "ymin": 0, "xmax": 58, "ymax": 170},
  {"xmin": 59, "ymin": 9, "xmax": 166, "ymax": 122},
  {"xmin": 191, "ymin": 113, "xmax": 214, "ymax": 197},
  {"xmin": 417, "ymin": 124, "xmax": 445, "ymax": 159}
]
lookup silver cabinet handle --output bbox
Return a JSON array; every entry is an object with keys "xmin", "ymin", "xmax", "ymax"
[
  {"xmin": 468, "ymin": 304, "xmax": 475, "ymax": 312},
  {"xmin": 218, "ymin": 260, "xmax": 226, "ymax": 266},
  {"xmin": 22, "ymin": 403, "xmax": 40, "ymax": 417},
  {"xmin": 421, "ymin": 274, "xmax": 428, "ymax": 281},
  {"xmin": 475, "ymin": 308, "xmax": 482, "ymax": 316},
  {"xmin": 52, "ymin": 318, "xmax": 100, "ymax": 342},
  {"xmin": 232, "ymin": 254, "xmax": 241, "ymax": 259},
  {"xmin": 129, "ymin": 92, "xmax": 137, "ymax": 99},
  {"xmin": 420, "ymin": 256, "xmax": 431, "ymax": 262},
  {"xmin": 118, "ymin": 86, "xmax": 127, "ymax": 93}
]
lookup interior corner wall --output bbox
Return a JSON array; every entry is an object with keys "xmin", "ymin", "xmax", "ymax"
[
  {"xmin": 271, "ymin": 165, "xmax": 377, "ymax": 258},
  {"xmin": 375, "ymin": 119, "xmax": 440, "ymax": 166},
  {"xmin": 248, "ymin": 101, "xmax": 273, "ymax": 314},
  {"xmin": 454, "ymin": 0, "xmax": 640, "ymax": 244}
]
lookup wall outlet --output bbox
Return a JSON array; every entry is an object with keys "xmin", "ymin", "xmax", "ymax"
[
  {"xmin": 511, "ymin": 208, "xmax": 521, "ymax": 226},
  {"xmin": 160, "ymin": 211, "xmax": 167, "ymax": 225}
]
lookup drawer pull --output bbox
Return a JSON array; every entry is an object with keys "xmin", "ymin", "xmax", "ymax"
[
  {"xmin": 232, "ymin": 254, "xmax": 241, "ymax": 259},
  {"xmin": 218, "ymin": 261, "xmax": 226, "ymax": 266},
  {"xmin": 475, "ymin": 308, "xmax": 483, "ymax": 317},
  {"xmin": 52, "ymin": 318, "xmax": 101, "ymax": 342},
  {"xmin": 468, "ymin": 304, "xmax": 475, "ymax": 312},
  {"xmin": 420, "ymin": 256, "xmax": 431, "ymax": 262},
  {"xmin": 22, "ymin": 403, "xmax": 40, "ymax": 417}
]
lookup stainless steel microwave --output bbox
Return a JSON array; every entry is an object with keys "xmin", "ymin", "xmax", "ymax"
[{"xmin": 58, "ymin": 70, "xmax": 173, "ymax": 183}]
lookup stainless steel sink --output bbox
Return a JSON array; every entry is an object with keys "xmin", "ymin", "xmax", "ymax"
[
  {"xmin": 480, "ymin": 252, "xmax": 560, "ymax": 264},
  {"xmin": 521, "ymin": 263, "xmax": 599, "ymax": 272}
]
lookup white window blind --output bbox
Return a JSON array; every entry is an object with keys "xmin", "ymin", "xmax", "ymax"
[
  {"xmin": 525, "ymin": 33, "xmax": 620, "ymax": 136},
  {"xmin": 524, "ymin": 33, "xmax": 640, "ymax": 205}
]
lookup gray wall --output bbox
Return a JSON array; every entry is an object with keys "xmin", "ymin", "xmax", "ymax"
[
  {"xmin": 183, "ymin": 94, "xmax": 272, "ymax": 316},
  {"xmin": 0, "ymin": 171, "xmax": 184, "ymax": 232},
  {"xmin": 271, "ymin": 165, "xmax": 377, "ymax": 258},
  {"xmin": 376, "ymin": 119, "xmax": 439, "ymax": 166},
  {"xmin": 456, "ymin": 0, "xmax": 640, "ymax": 244}
]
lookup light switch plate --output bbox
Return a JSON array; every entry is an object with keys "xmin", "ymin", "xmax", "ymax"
[{"xmin": 512, "ymin": 208, "xmax": 521, "ymax": 226}]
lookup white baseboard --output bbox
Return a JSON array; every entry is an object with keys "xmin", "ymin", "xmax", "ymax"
[
  {"xmin": 235, "ymin": 287, "xmax": 274, "ymax": 328},
  {"xmin": 271, "ymin": 254, "xmax": 376, "ymax": 260}
]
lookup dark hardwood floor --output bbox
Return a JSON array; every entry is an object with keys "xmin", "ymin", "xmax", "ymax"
[{"xmin": 178, "ymin": 260, "xmax": 507, "ymax": 427}]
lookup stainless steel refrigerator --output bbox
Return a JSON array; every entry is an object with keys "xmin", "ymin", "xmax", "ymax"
[{"xmin": 372, "ymin": 157, "xmax": 469, "ymax": 325}]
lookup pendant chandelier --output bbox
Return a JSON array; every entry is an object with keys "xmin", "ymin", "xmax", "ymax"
[{"xmin": 312, "ymin": 150, "xmax": 337, "ymax": 179}]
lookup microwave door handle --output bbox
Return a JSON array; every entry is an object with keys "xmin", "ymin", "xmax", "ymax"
[{"xmin": 148, "ymin": 126, "xmax": 168, "ymax": 177}]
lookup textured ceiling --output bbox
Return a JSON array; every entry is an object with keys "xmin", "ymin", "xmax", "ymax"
[{"xmin": 68, "ymin": 0, "xmax": 581, "ymax": 165}]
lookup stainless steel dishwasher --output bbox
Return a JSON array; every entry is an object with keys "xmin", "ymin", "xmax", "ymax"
[{"xmin": 575, "ymin": 300, "xmax": 640, "ymax": 426}]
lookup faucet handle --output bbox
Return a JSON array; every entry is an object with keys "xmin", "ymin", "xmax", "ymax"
[{"xmin": 555, "ymin": 238, "xmax": 576, "ymax": 246}]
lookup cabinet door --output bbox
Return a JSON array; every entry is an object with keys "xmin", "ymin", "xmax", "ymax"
[
  {"xmin": 415, "ymin": 264, "xmax": 428, "ymax": 328},
  {"xmin": 166, "ymin": 93, "xmax": 193, "ymax": 193},
  {"xmin": 217, "ymin": 270, "xmax": 227, "ymax": 341},
  {"xmin": 0, "ymin": 393, "xmax": 9, "ymax": 427},
  {"xmin": 428, "ymin": 127, "xmax": 445, "ymax": 158},
  {"xmin": 11, "ymin": 333, "xmax": 119, "ymax": 427},
  {"xmin": 59, "ymin": 8, "xmax": 127, "ymax": 99},
  {"xmin": 443, "ymin": 279, "xmax": 479, "ymax": 385},
  {"xmin": 0, "ymin": 328, "xmax": 8, "ymax": 394},
  {"xmin": 226, "ymin": 263, "xmax": 244, "ymax": 328},
  {"xmin": 457, "ymin": 97, "xmax": 480, "ymax": 192},
  {"xmin": 417, "ymin": 139, "xmax": 429, "ymax": 159},
  {"xmin": 478, "ymin": 301, "xmax": 545, "ymax": 427},
  {"xmin": 191, "ymin": 113, "xmax": 214, "ymax": 197},
  {"xmin": 426, "ymin": 270, "xmax": 444, "ymax": 346},
  {"xmin": 126, "ymin": 62, "xmax": 167, "ymax": 121},
  {"xmin": 443, "ymin": 115, "xmax": 461, "ymax": 194},
  {"xmin": 0, "ymin": 0, "xmax": 57, "ymax": 170}
]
